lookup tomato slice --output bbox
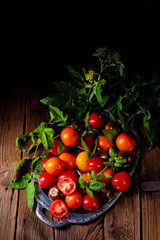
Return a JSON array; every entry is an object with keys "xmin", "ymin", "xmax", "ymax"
[
  {"xmin": 49, "ymin": 199, "xmax": 68, "ymax": 219},
  {"xmin": 57, "ymin": 177, "xmax": 76, "ymax": 195}
]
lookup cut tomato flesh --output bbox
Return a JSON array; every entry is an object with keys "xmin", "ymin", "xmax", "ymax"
[
  {"xmin": 49, "ymin": 199, "xmax": 68, "ymax": 219},
  {"xmin": 57, "ymin": 177, "xmax": 76, "ymax": 195}
]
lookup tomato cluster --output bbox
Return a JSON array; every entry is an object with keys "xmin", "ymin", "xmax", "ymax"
[{"xmin": 38, "ymin": 112, "xmax": 136, "ymax": 219}]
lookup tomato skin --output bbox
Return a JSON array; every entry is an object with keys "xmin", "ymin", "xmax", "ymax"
[
  {"xmin": 77, "ymin": 133, "xmax": 95, "ymax": 151},
  {"xmin": 49, "ymin": 139, "xmax": 68, "ymax": 156},
  {"xmin": 59, "ymin": 152, "xmax": 76, "ymax": 170},
  {"xmin": 116, "ymin": 133, "xmax": 136, "ymax": 152},
  {"xmin": 76, "ymin": 151, "xmax": 89, "ymax": 172},
  {"xmin": 38, "ymin": 172, "xmax": 57, "ymax": 189},
  {"xmin": 41, "ymin": 157, "xmax": 48, "ymax": 171},
  {"xmin": 97, "ymin": 136, "xmax": 113, "ymax": 151},
  {"xmin": 79, "ymin": 173, "xmax": 91, "ymax": 182},
  {"xmin": 88, "ymin": 112, "xmax": 104, "ymax": 129},
  {"xmin": 45, "ymin": 157, "xmax": 64, "ymax": 175},
  {"xmin": 49, "ymin": 199, "xmax": 68, "ymax": 219},
  {"xmin": 60, "ymin": 127, "xmax": 79, "ymax": 147},
  {"xmin": 104, "ymin": 121, "xmax": 119, "ymax": 130},
  {"xmin": 57, "ymin": 177, "xmax": 76, "ymax": 195},
  {"xmin": 100, "ymin": 168, "xmax": 115, "ymax": 184},
  {"xmin": 112, "ymin": 172, "xmax": 131, "ymax": 192},
  {"xmin": 65, "ymin": 191, "xmax": 82, "ymax": 209},
  {"xmin": 82, "ymin": 194, "xmax": 99, "ymax": 211},
  {"xmin": 48, "ymin": 185, "xmax": 65, "ymax": 201},
  {"xmin": 58, "ymin": 170, "xmax": 78, "ymax": 182},
  {"xmin": 87, "ymin": 157, "xmax": 104, "ymax": 173}
]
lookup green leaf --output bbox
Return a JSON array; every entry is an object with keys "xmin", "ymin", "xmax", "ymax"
[
  {"xmin": 115, "ymin": 158, "xmax": 126, "ymax": 163},
  {"xmin": 103, "ymin": 174, "xmax": 113, "ymax": 179},
  {"xmin": 25, "ymin": 179, "xmax": 35, "ymax": 211},
  {"xmin": 33, "ymin": 122, "xmax": 46, "ymax": 135},
  {"xmin": 109, "ymin": 147, "xmax": 116, "ymax": 158},
  {"xmin": 78, "ymin": 176, "xmax": 88, "ymax": 189},
  {"xmin": 32, "ymin": 172, "xmax": 41, "ymax": 179},
  {"xmin": 91, "ymin": 170, "xmax": 96, "ymax": 180},
  {"xmin": 16, "ymin": 135, "xmax": 29, "ymax": 152},
  {"xmin": 83, "ymin": 111, "xmax": 90, "ymax": 128},
  {"xmin": 81, "ymin": 138, "xmax": 91, "ymax": 159},
  {"xmin": 49, "ymin": 106, "xmax": 68, "ymax": 126},
  {"xmin": 67, "ymin": 65, "xmax": 83, "ymax": 82},
  {"xmin": 9, "ymin": 174, "xmax": 31, "ymax": 189},
  {"xmin": 102, "ymin": 129, "xmax": 118, "ymax": 143},
  {"xmin": 89, "ymin": 180, "xmax": 106, "ymax": 191},
  {"xmin": 95, "ymin": 79, "xmax": 108, "ymax": 107},
  {"xmin": 114, "ymin": 162, "xmax": 122, "ymax": 167},
  {"xmin": 87, "ymin": 172, "xmax": 92, "ymax": 180},
  {"xmin": 86, "ymin": 187, "xmax": 94, "ymax": 198},
  {"xmin": 57, "ymin": 139, "xmax": 65, "ymax": 154},
  {"xmin": 40, "ymin": 130, "xmax": 54, "ymax": 149},
  {"xmin": 12, "ymin": 157, "xmax": 30, "ymax": 181},
  {"xmin": 90, "ymin": 139, "xmax": 98, "ymax": 158},
  {"xmin": 96, "ymin": 174, "xmax": 104, "ymax": 180}
]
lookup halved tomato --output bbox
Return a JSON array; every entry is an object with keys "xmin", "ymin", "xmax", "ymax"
[
  {"xmin": 57, "ymin": 177, "xmax": 76, "ymax": 195},
  {"xmin": 49, "ymin": 199, "xmax": 68, "ymax": 219}
]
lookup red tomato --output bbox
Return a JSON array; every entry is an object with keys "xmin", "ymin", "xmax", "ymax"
[
  {"xmin": 82, "ymin": 194, "xmax": 99, "ymax": 211},
  {"xmin": 58, "ymin": 170, "xmax": 78, "ymax": 182},
  {"xmin": 77, "ymin": 133, "xmax": 95, "ymax": 151},
  {"xmin": 87, "ymin": 157, "xmax": 104, "ymax": 173},
  {"xmin": 100, "ymin": 168, "xmax": 115, "ymax": 184},
  {"xmin": 97, "ymin": 136, "xmax": 113, "ymax": 151},
  {"xmin": 116, "ymin": 133, "xmax": 136, "ymax": 152},
  {"xmin": 60, "ymin": 127, "xmax": 79, "ymax": 147},
  {"xmin": 49, "ymin": 138, "xmax": 69, "ymax": 156},
  {"xmin": 41, "ymin": 157, "xmax": 48, "ymax": 171},
  {"xmin": 65, "ymin": 191, "xmax": 82, "ymax": 209},
  {"xmin": 112, "ymin": 172, "xmax": 131, "ymax": 192},
  {"xmin": 38, "ymin": 172, "xmax": 57, "ymax": 189},
  {"xmin": 88, "ymin": 112, "xmax": 104, "ymax": 129},
  {"xmin": 104, "ymin": 121, "xmax": 119, "ymax": 130},
  {"xmin": 45, "ymin": 157, "xmax": 64, "ymax": 175},
  {"xmin": 57, "ymin": 177, "xmax": 76, "ymax": 195},
  {"xmin": 49, "ymin": 199, "xmax": 68, "ymax": 219},
  {"xmin": 59, "ymin": 152, "xmax": 76, "ymax": 169}
]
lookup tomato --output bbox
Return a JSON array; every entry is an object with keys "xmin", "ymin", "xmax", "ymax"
[
  {"xmin": 117, "ymin": 151, "xmax": 132, "ymax": 167},
  {"xmin": 116, "ymin": 133, "xmax": 136, "ymax": 152},
  {"xmin": 100, "ymin": 168, "xmax": 114, "ymax": 184},
  {"xmin": 57, "ymin": 177, "xmax": 76, "ymax": 195},
  {"xmin": 65, "ymin": 191, "xmax": 82, "ymax": 209},
  {"xmin": 41, "ymin": 157, "xmax": 48, "ymax": 171},
  {"xmin": 95, "ymin": 185, "xmax": 113, "ymax": 202},
  {"xmin": 38, "ymin": 172, "xmax": 57, "ymax": 189},
  {"xmin": 82, "ymin": 194, "xmax": 99, "ymax": 211},
  {"xmin": 49, "ymin": 199, "xmax": 68, "ymax": 219},
  {"xmin": 45, "ymin": 157, "xmax": 64, "ymax": 175},
  {"xmin": 97, "ymin": 136, "xmax": 113, "ymax": 151},
  {"xmin": 48, "ymin": 185, "xmax": 65, "ymax": 200},
  {"xmin": 76, "ymin": 151, "xmax": 89, "ymax": 172},
  {"xmin": 112, "ymin": 172, "xmax": 131, "ymax": 192},
  {"xmin": 49, "ymin": 138, "xmax": 68, "ymax": 156},
  {"xmin": 60, "ymin": 127, "xmax": 79, "ymax": 147},
  {"xmin": 87, "ymin": 157, "xmax": 104, "ymax": 173},
  {"xmin": 80, "ymin": 173, "xmax": 91, "ymax": 182},
  {"xmin": 58, "ymin": 170, "xmax": 78, "ymax": 182},
  {"xmin": 59, "ymin": 152, "xmax": 76, "ymax": 170},
  {"xmin": 88, "ymin": 112, "xmax": 104, "ymax": 129},
  {"xmin": 104, "ymin": 121, "xmax": 119, "ymax": 130},
  {"xmin": 77, "ymin": 133, "xmax": 95, "ymax": 151}
]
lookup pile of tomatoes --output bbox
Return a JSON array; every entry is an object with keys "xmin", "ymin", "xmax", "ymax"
[{"xmin": 38, "ymin": 112, "xmax": 136, "ymax": 220}]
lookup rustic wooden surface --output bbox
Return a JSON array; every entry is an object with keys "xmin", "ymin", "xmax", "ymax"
[{"xmin": 0, "ymin": 75, "xmax": 160, "ymax": 240}]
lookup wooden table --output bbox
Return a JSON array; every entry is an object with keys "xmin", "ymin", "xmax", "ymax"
[{"xmin": 0, "ymin": 73, "xmax": 160, "ymax": 240}]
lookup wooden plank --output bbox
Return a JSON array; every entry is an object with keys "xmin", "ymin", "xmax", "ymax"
[
  {"xmin": 103, "ymin": 168, "xmax": 140, "ymax": 240},
  {"xmin": 15, "ymin": 81, "xmax": 54, "ymax": 240},
  {"xmin": 0, "ymin": 79, "xmax": 26, "ymax": 240},
  {"xmin": 140, "ymin": 131, "xmax": 160, "ymax": 240}
]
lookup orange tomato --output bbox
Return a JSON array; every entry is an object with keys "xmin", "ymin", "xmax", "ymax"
[
  {"xmin": 60, "ymin": 127, "xmax": 79, "ymax": 147},
  {"xmin": 45, "ymin": 157, "xmax": 64, "ymax": 175},
  {"xmin": 59, "ymin": 152, "xmax": 76, "ymax": 170},
  {"xmin": 76, "ymin": 151, "xmax": 89, "ymax": 172}
]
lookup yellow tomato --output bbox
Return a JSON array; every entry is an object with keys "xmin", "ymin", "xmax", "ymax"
[{"xmin": 76, "ymin": 151, "xmax": 89, "ymax": 172}]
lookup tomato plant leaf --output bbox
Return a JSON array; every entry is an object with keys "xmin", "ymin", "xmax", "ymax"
[
  {"xmin": 16, "ymin": 134, "xmax": 29, "ymax": 152},
  {"xmin": 89, "ymin": 180, "xmax": 106, "ymax": 191},
  {"xmin": 102, "ymin": 129, "xmax": 118, "ymax": 143},
  {"xmin": 49, "ymin": 106, "xmax": 68, "ymax": 126},
  {"xmin": 57, "ymin": 139, "xmax": 65, "ymax": 154},
  {"xmin": 109, "ymin": 147, "xmax": 116, "ymax": 158},
  {"xmin": 25, "ymin": 179, "xmax": 35, "ymax": 211},
  {"xmin": 12, "ymin": 157, "xmax": 30, "ymax": 181},
  {"xmin": 86, "ymin": 186, "xmax": 94, "ymax": 198},
  {"xmin": 103, "ymin": 173, "xmax": 113, "ymax": 179},
  {"xmin": 9, "ymin": 174, "xmax": 31, "ymax": 189}
]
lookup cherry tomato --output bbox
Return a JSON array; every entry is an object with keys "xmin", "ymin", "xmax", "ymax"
[
  {"xmin": 60, "ymin": 127, "xmax": 79, "ymax": 147},
  {"xmin": 77, "ymin": 133, "xmax": 95, "ymax": 151},
  {"xmin": 97, "ymin": 136, "xmax": 113, "ymax": 151},
  {"xmin": 80, "ymin": 173, "xmax": 91, "ymax": 182},
  {"xmin": 87, "ymin": 157, "xmax": 104, "ymax": 173},
  {"xmin": 104, "ymin": 121, "xmax": 119, "ymax": 130},
  {"xmin": 117, "ymin": 151, "xmax": 132, "ymax": 167},
  {"xmin": 100, "ymin": 168, "xmax": 115, "ymax": 184},
  {"xmin": 59, "ymin": 152, "xmax": 76, "ymax": 169},
  {"xmin": 58, "ymin": 170, "xmax": 78, "ymax": 182},
  {"xmin": 49, "ymin": 138, "xmax": 68, "ymax": 156},
  {"xmin": 82, "ymin": 194, "xmax": 99, "ymax": 211},
  {"xmin": 57, "ymin": 177, "xmax": 76, "ymax": 195},
  {"xmin": 76, "ymin": 151, "xmax": 89, "ymax": 172},
  {"xmin": 116, "ymin": 133, "xmax": 136, "ymax": 152},
  {"xmin": 49, "ymin": 199, "xmax": 68, "ymax": 219},
  {"xmin": 95, "ymin": 185, "xmax": 113, "ymax": 201},
  {"xmin": 38, "ymin": 172, "xmax": 57, "ymax": 189},
  {"xmin": 48, "ymin": 185, "xmax": 65, "ymax": 200},
  {"xmin": 41, "ymin": 157, "xmax": 48, "ymax": 171},
  {"xmin": 88, "ymin": 112, "xmax": 104, "ymax": 129},
  {"xmin": 65, "ymin": 191, "xmax": 82, "ymax": 209},
  {"xmin": 112, "ymin": 172, "xmax": 131, "ymax": 192},
  {"xmin": 45, "ymin": 157, "xmax": 64, "ymax": 175}
]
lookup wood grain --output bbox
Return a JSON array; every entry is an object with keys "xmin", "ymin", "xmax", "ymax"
[
  {"xmin": 0, "ymin": 80, "xmax": 26, "ymax": 240},
  {"xmin": 140, "ymin": 131, "xmax": 160, "ymax": 240}
]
